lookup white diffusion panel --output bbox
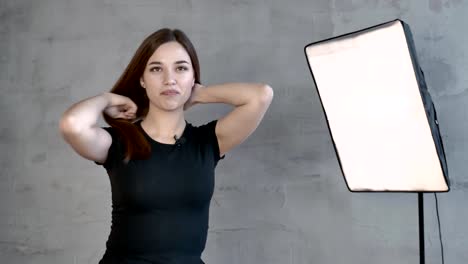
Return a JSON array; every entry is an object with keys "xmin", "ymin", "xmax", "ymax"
[{"xmin": 305, "ymin": 21, "xmax": 448, "ymax": 191}]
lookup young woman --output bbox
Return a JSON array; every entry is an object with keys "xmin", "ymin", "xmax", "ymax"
[{"xmin": 59, "ymin": 28, "xmax": 273, "ymax": 264}]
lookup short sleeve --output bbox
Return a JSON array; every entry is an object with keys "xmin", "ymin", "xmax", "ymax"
[
  {"xmin": 198, "ymin": 120, "xmax": 225, "ymax": 166},
  {"xmin": 94, "ymin": 126, "xmax": 122, "ymax": 170}
]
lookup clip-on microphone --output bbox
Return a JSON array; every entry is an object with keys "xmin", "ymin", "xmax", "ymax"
[{"xmin": 173, "ymin": 134, "xmax": 186, "ymax": 147}]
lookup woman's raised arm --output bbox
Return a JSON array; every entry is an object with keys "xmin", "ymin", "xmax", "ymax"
[
  {"xmin": 189, "ymin": 83, "xmax": 274, "ymax": 157},
  {"xmin": 59, "ymin": 93, "xmax": 136, "ymax": 163}
]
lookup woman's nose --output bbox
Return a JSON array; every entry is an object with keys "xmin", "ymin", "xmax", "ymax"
[{"xmin": 163, "ymin": 71, "xmax": 176, "ymax": 85}]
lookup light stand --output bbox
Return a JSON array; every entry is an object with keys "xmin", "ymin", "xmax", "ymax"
[
  {"xmin": 304, "ymin": 19, "xmax": 450, "ymax": 263},
  {"xmin": 419, "ymin": 192, "xmax": 424, "ymax": 264}
]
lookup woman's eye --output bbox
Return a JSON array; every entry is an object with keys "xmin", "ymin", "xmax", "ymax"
[
  {"xmin": 150, "ymin": 67, "xmax": 161, "ymax": 72},
  {"xmin": 177, "ymin": 66, "xmax": 188, "ymax": 71}
]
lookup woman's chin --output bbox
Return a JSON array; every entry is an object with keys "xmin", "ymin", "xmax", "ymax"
[
  {"xmin": 150, "ymin": 100, "xmax": 186, "ymax": 112},
  {"xmin": 161, "ymin": 104, "xmax": 184, "ymax": 112}
]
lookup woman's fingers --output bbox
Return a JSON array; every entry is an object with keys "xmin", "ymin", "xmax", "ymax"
[{"xmin": 126, "ymin": 99, "xmax": 138, "ymax": 112}]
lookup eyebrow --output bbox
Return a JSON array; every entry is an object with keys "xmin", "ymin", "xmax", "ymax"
[{"xmin": 148, "ymin": 60, "xmax": 190, "ymax": 65}]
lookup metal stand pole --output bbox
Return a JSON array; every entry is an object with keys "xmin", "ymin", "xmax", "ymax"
[{"xmin": 418, "ymin": 192, "xmax": 425, "ymax": 264}]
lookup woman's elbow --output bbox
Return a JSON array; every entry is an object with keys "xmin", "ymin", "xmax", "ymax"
[{"xmin": 257, "ymin": 84, "xmax": 274, "ymax": 105}]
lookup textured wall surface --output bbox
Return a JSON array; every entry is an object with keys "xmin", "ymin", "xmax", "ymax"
[{"xmin": 1, "ymin": 0, "xmax": 467, "ymax": 263}]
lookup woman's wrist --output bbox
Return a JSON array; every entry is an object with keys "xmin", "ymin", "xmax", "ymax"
[{"xmin": 191, "ymin": 83, "xmax": 206, "ymax": 104}]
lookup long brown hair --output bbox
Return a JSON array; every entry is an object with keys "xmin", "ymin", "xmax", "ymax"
[{"xmin": 103, "ymin": 28, "xmax": 201, "ymax": 163}]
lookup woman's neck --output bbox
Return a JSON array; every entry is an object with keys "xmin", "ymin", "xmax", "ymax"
[{"xmin": 141, "ymin": 108, "xmax": 186, "ymax": 141}]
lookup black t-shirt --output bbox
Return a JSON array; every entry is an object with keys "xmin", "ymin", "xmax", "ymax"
[{"xmin": 95, "ymin": 119, "xmax": 225, "ymax": 264}]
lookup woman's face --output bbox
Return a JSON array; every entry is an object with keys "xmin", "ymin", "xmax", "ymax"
[{"xmin": 140, "ymin": 41, "xmax": 195, "ymax": 111}]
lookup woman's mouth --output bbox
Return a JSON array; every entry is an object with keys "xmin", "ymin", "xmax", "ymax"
[{"xmin": 161, "ymin": 89, "xmax": 179, "ymax": 96}]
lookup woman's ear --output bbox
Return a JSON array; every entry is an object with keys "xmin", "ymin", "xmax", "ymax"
[{"xmin": 140, "ymin": 77, "xmax": 145, "ymax": 88}]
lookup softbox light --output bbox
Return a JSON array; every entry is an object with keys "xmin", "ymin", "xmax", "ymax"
[{"xmin": 304, "ymin": 19, "xmax": 449, "ymax": 193}]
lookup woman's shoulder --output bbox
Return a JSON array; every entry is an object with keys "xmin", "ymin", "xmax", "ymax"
[
  {"xmin": 188, "ymin": 119, "xmax": 224, "ymax": 164},
  {"xmin": 100, "ymin": 126, "xmax": 121, "ymax": 141},
  {"xmin": 187, "ymin": 119, "xmax": 218, "ymax": 136}
]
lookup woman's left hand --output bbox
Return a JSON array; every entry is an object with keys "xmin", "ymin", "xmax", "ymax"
[{"xmin": 184, "ymin": 83, "xmax": 204, "ymax": 111}]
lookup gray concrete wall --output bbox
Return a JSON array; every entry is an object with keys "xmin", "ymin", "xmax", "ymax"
[{"xmin": 1, "ymin": 0, "xmax": 467, "ymax": 263}]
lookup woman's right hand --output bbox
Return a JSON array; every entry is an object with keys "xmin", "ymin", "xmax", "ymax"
[{"xmin": 102, "ymin": 92, "xmax": 138, "ymax": 120}]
